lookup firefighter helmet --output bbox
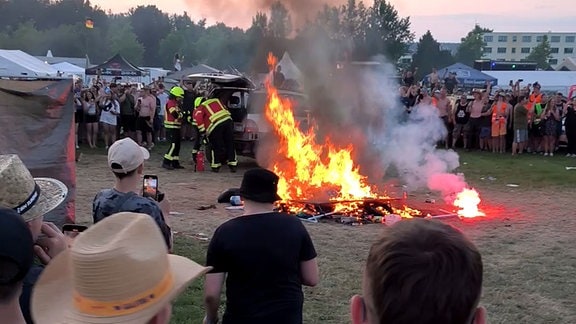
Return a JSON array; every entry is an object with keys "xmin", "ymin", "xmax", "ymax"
[
  {"xmin": 194, "ymin": 97, "xmax": 204, "ymax": 108},
  {"xmin": 169, "ymin": 86, "xmax": 185, "ymax": 98}
]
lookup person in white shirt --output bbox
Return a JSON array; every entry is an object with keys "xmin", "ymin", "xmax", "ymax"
[
  {"xmin": 98, "ymin": 87, "xmax": 120, "ymax": 149},
  {"xmin": 156, "ymin": 84, "xmax": 169, "ymax": 142}
]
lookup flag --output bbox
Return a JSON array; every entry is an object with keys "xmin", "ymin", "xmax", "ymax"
[{"xmin": 85, "ymin": 18, "xmax": 94, "ymax": 29}]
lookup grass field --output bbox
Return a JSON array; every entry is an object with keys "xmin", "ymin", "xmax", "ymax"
[{"xmin": 76, "ymin": 147, "xmax": 576, "ymax": 324}]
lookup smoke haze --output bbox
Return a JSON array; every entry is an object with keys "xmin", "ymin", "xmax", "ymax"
[{"xmin": 183, "ymin": 0, "xmax": 347, "ymax": 29}]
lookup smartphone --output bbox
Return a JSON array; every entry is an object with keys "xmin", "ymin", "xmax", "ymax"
[
  {"xmin": 62, "ymin": 224, "xmax": 88, "ymax": 247},
  {"xmin": 143, "ymin": 175, "xmax": 159, "ymax": 200}
]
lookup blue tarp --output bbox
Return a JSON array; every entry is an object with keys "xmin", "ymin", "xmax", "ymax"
[{"xmin": 424, "ymin": 63, "xmax": 497, "ymax": 88}]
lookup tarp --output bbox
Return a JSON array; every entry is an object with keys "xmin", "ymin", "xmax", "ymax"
[
  {"xmin": 0, "ymin": 79, "xmax": 76, "ymax": 226},
  {"xmin": 85, "ymin": 53, "xmax": 145, "ymax": 77},
  {"xmin": 277, "ymin": 52, "xmax": 303, "ymax": 80},
  {"xmin": 0, "ymin": 49, "xmax": 59, "ymax": 78},
  {"xmin": 426, "ymin": 63, "xmax": 497, "ymax": 88}
]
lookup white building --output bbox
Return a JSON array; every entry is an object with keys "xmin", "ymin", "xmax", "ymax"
[{"xmin": 481, "ymin": 32, "xmax": 576, "ymax": 68}]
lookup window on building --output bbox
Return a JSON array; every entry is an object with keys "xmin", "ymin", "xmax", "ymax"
[
  {"xmin": 483, "ymin": 47, "xmax": 493, "ymax": 53},
  {"xmin": 521, "ymin": 47, "xmax": 531, "ymax": 54},
  {"xmin": 522, "ymin": 35, "xmax": 532, "ymax": 42},
  {"xmin": 512, "ymin": 36, "xmax": 517, "ymax": 42},
  {"xmin": 511, "ymin": 48, "xmax": 516, "ymax": 54},
  {"xmin": 484, "ymin": 35, "xmax": 493, "ymax": 42},
  {"xmin": 551, "ymin": 48, "xmax": 559, "ymax": 54},
  {"xmin": 565, "ymin": 48, "xmax": 574, "ymax": 54},
  {"xmin": 548, "ymin": 59, "xmax": 558, "ymax": 65},
  {"xmin": 550, "ymin": 36, "xmax": 561, "ymax": 43},
  {"xmin": 498, "ymin": 35, "xmax": 508, "ymax": 42},
  {"xmin": 497, "ymin": 47, "xmax": 507, "ymax": 53},
  {"xmin": 566, "ymin": 36, "xmax": 575, "ymax": 43},
  {"xmin": 536, "ymin": 35, "xmax": 544, "ymax": 42}
]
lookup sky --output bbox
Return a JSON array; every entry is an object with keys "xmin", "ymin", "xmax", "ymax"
[{"xmin": 91, "ymin": 0, "xmax": 575, "ymax": 42}]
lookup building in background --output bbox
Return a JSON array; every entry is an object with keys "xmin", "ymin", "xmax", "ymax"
[{"xmin": 481, "ymin": 32, "xmax": 576, "ymax": 69}]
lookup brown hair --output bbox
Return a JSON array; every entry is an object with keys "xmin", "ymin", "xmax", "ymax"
[{"xmin": 365, "ymin": 219, "xmax": 483, "ymax": 324}]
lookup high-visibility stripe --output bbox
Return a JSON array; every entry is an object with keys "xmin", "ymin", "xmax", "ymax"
[
  {"xmin": 206, "ymin": 116, "xmax": 231, "ymax": 135},
  {"xmin": 210, "ymin": 150, "xmax": 221, "ymax": 168}
]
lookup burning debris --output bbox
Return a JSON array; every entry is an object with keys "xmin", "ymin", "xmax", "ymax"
[{"xmin": 262, "ymin": 53, "xmax": 484, "ymax": 223}]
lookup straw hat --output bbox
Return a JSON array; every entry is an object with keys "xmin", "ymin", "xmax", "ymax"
[
  {"xmin": 32, "ymin": 212, "xmax": 211, "ymax": 324},
  {"xmin": 0, "ymin": 154, "xmax": 68, "ymax": 222}
]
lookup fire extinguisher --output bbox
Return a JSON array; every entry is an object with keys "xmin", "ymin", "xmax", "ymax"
[{"xmin": 195, "ymin": 150, "xmax": 205, "ymax": 172}]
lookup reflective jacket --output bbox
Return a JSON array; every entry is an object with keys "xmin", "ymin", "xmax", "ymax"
[
  {"xmin": 193, "ymin": 98, "xmax": 231, "ymax": 135},
  {"xmin": 164, "ymin": 99, "xmax": 183, "ymax": 129}
]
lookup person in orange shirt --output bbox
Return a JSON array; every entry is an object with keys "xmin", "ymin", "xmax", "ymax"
[{"xmin": 490, "ymin": 93, "xmax": 511, "ymax": 153}]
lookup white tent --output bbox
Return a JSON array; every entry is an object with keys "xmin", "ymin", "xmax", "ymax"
[
  {"xmin": 277, "ymin": 52, "xmax": 302, "ymax": 80},
  {"xmin": 51, "ymin": 62, "xmax": 84, "ymax": 79},
  {"xmin": 0, "ymin": 49, "xmax": 58, "ymax": 78},
  {"xmin": 484, "ymin": 70, "xmax": 576, "ymax": 95}
]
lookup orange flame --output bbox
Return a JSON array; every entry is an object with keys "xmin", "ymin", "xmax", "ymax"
[
  {"xmin": 265, "ymin": 53, "xmax": 376, "ymax": 201},
  {"xmin": 453, "ymin": 188, "xmax": 485, "ymax": 218}
]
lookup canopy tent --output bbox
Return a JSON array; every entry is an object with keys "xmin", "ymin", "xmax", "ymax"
[
  {"xmin": 483, "ymin": 70, "xmax": 576, "ymax": 95},
  {"xmin": 51, "ymin": 62, "xmax": 85, "ymax": 78},
  {"xmin": 167, "ymin": 64, "xmax": 221, "ymax": 81},
  {"xmin": 425, "ymin": 63, "xmax": 497, "ymax": 88},
  {"xmin": 277, "ymin": 52, "xmax": 302, "ymax": 80},
  {"xmin": 85, "ymin": 54, "xmax": 145, "ymax": 77},
  {"xmin": 0, "ymin": 49, "xmax": 59, "ymax": 78}
]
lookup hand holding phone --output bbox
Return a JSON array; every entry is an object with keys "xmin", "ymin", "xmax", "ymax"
[
  {"xmin": 143, "ymin": 175, "xmax": 159, "ymax": 201},
  {"xmin": 62, "ymin": 224, "xmax": 88, "ymax": 248}
]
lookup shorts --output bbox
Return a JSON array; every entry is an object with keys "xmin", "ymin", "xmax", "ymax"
[
  {"xmin": 491, "ymin": 119, "xmax": 507, "ymax": 137},
  {"xmin": 121, "ymin": 115, "xmax": 137, "ymax": 132},
  {"xmin": 136, "ymin": 116, "xmax": 153, "ymax": 133},
  {"xmin": 85, "ymin": 114, "xmax": 98, "ymax": 124},
  {"xmin": 75, "ymin": 110, "xmax": 84, "ymax": 124},
  {"xmin": 154, "ymin": 115, "xmax": 163, "ymax": 132},
  {"xmin": 514, "ymin": 129, "xmax": 528, "ymax": 143},
  {"xmin": 480, "ymin": 127, "xmax": 491, "ymax": 139},
  {"xmin": 453, "ymin": 123, "xmax": 467, "ymax": 137}
]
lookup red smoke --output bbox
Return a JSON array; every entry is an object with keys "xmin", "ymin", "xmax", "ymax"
[{"xmin": 182, "ymin": 0, "xmax": 348, "ymax": 30}]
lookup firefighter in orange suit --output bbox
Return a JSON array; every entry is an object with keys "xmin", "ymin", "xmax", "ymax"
[
  {"xmin": 193, "ymin": 97, "xmax": 237, "ymax": 172},
  {"xmin": 162, "ymin": 86, "xmax": 185, "ymax": 170},
  {"xmin": 189, "ymin": 97, "xmax": 203, "ymax": 162}
]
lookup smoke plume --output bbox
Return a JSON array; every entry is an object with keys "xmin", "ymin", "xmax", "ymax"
[{"xmin": 183, "ymin": 0, "xmax": 347, "ymax": 30}]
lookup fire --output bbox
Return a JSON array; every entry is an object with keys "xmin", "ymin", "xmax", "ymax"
[
  {"xmin": 265, "ymin": 53, "xmax": 376, "ymax": 201},
  {"xmin": 453, "ymin": 188, "xmax": 485, "ymax": 218}
]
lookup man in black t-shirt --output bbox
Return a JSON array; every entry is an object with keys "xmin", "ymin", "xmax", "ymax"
[{"xmin": 204, "ymin": 168, "xmax": 319, "ymax": 324}]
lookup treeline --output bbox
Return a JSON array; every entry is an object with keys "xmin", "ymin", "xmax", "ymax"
[{"xmin": 0, "ymin": 0, "xmax": 416, "ymax": 72}]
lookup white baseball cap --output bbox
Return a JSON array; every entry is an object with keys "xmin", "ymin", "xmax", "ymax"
[{"xmin": 107, "ymin": 138, "xmax": 150, "ymax": 173}]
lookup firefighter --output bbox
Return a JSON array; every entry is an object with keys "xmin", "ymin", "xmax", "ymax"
[
  {"xmin": 162, "ymin": 86, "xmax": 185, "ymax": 170},
  {"xmin": 189, "ymin": 97, "xmax": 204, "ymax": 163},
  {"xmin": 193, "ymin": 96, "xmax": 237, "ymax": 173}
]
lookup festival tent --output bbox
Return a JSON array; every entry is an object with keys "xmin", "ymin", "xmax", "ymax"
[
  {"xmin": 85, "ymin": 53, "xmax": 146, "ymax": 77},
  {"xmin": 483, "ymin": 70, "xmax": 576, "ymax": 95},
  {"xmin": 277, "ymin": 52, "xmax": 303, "ymax": 80},
  {"xmin": 425, "ymin": 63, "xmax": 497, "ymax": 88},
  {"xmin": 51, "ymin": 61, "xmax": 85, "ymax": 78},
  {"xmin": 0, "ymin": 49, "xmax": 59, "ymax": 78}
]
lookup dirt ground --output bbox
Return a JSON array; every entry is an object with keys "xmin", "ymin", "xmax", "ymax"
[{"xmin": 75, "ymin": 147, "xmax": 576, "ymax": 324}]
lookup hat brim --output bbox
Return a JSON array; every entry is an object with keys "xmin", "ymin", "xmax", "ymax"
[
  {"xmin": 21, "ymin": 177, "xmax": 68, "ymax": 222},
  {"xmin": 32, "ymin": 251, "xmax": 210, "ymax": 324}
]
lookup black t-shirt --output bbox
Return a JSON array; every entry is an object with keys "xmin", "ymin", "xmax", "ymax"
[
  {"xmin": 454, "ymin": 101, "xmax": 470, "ymax": 125},
  {"xmin": 182, "ymin": 90, "xmax": 196, "ymax": 112},
  {"xmin": 444, "ymin": 77, "xmax": 457, "ymax": 93},
  {"xmin": 206, "ymin": 212, "xmax": 317, "ymax": 324}
]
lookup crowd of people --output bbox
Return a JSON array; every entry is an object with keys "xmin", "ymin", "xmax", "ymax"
[
  {"xmin": 74, "ymin": 75, "xmax": 239, "ymax": 173},
  {"xmin": 0, "ymin": 147, "xmax": 488, "ymax": 324},
  {"xmin": 399, "ymin": 69, "xmax": 576, "ymax": 157}
]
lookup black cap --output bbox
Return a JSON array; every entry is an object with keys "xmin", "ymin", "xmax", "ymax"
[
  {"xmin": 239, "ymin": 168, "xmax": 282, "ymax": 203},
  {"xmin": 0, "ymin": 208, "xmax": 34, "ymax": 284}
]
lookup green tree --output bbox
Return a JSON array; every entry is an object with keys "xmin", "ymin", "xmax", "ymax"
[
  {"xmin": 268, "ymin": 1, "xmax": 292, "ymax": 38},
  {"xmin": 411, "ymin": 30, "xmax": 454, "ymax": 76},
  {"xmin": 525, "ymin": 35, "xmax": 552, "ymax": 70},
  {"xmin": 106, "ymin": 17, "xmax": 145, "ymax": 65},
  {"xmin": 363, "ymin": 0, "xmax": 414, "ymax": 61},
  {"xmin": 455, "ymin": 24, "xmax": 492, "ymax": 66},
  {"xmin": 129, "ymin": 5, "xmax": 171, "ymax": 65}
]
